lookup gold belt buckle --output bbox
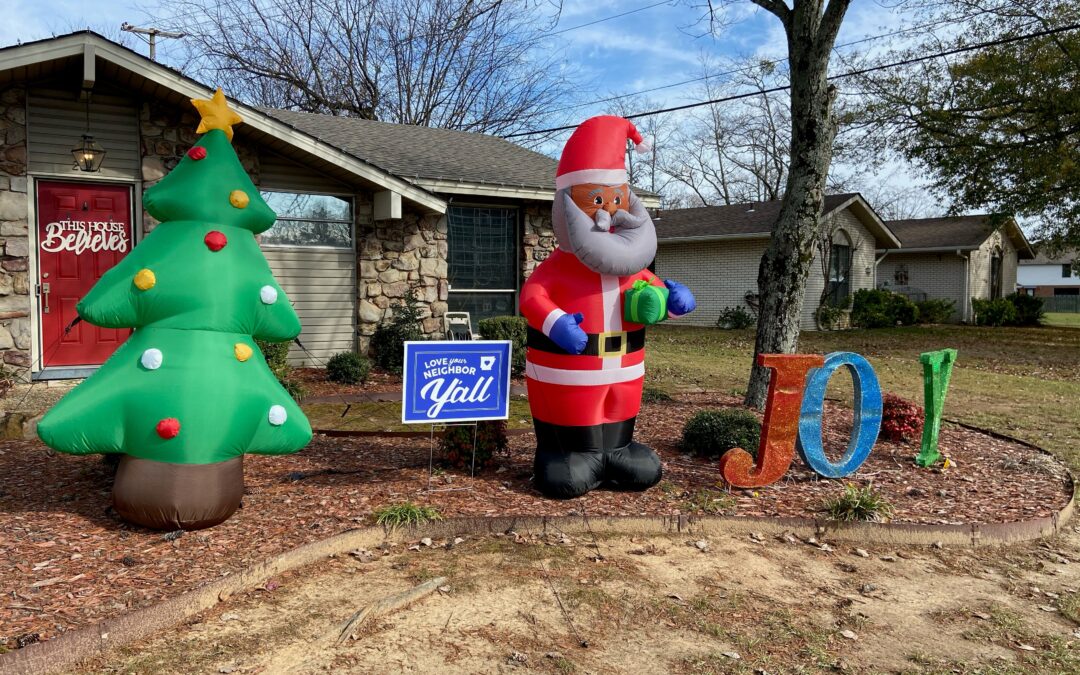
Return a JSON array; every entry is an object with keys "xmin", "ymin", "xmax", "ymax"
[{"xmin": 598, "ymin": 330, "xmax": 628, "ymax": 358}]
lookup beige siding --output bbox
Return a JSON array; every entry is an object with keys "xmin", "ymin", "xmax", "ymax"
[
  {"xmin": 259, "ymin": 151, "xmax": 352, "ymax": 193},
  {"xmin": 262, "ymin": 247, "xmax": 356, "ymax": 367},
  {"xmin": 877, "ymin": 253, "xmax": 967, "ymax": 321},
  {"xmin": 27, "ymin": 87, "xmax": 140, "ymax": 179},
  {"xmin": 655, "ymin": 206, "xmax": 878, "ymax": 331}
]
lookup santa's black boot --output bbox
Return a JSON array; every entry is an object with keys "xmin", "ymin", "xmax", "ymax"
[
  {"xmin": 532, "ymin": 420, "xmax": 605, "ymax": 499},
  {"xmin": 602, "ymin": 417, "xmax": 662, "ymax": 491}
]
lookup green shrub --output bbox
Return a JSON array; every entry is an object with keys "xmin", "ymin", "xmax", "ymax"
[
  {"xmin": 1007, "ymin": 292, "xmax": 1044, "ymax": 326},
  {"xmin": 851, "ymin": 289, "xmax": 919, "ymax": 328},
  {"xmin": 681, "ymin": 409, "xmax": 761, "ymax": 458},
  {"xmin": 256, "ymin": 339, "xmax": 305, "ymax": 402},
  {"xmin": 914, "ymin": 299, "xmax": 955, "ymax": 324},
  {"xmin": 715, "ymin": 306, "xmax": 755, "ymax": 329},
  {"xmin": 822, "ymin": 483, "xmax": 894, "ymax": 522},
  {"xmin": 815, "ymin": 304, "xmax": 847, "ymax": 330},
  {"xmin": 326, "ymin": 351, "xmax": 371, "ymax": 385},
  {"xmin": 371, "ymin": 286, "xmax": 425, "ymax": 374},
  {"xmin": 439, "ymin": 420, "xmax": 508, "ymax": 471},
  {"xmin": 972, "ymin": 297, "xmax": 1018, "ymax": 327},
  {"xmin": 478, "ymin": 315, "xmax": 527, "ymax": 375},
  {"xmin": 642, "ymin": 386, "xmax": 674, "ymax": 403},
  {"xmin": 374, "ymin": 501, "xmax": 442, "ymax": 528}
]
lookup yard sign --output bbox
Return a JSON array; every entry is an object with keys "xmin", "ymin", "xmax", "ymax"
[{"xmin": 401, "ymin": 340, "xmax": 513, "ymax": 424}]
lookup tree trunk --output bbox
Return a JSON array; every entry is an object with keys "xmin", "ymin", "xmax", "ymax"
[{"xmin": 744, "ymin": 0, "xmax": 847, "ymax": 409}]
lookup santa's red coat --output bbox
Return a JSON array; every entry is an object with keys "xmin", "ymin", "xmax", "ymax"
[{"xmin": 520, "ymin": 248, "xmax": 664, "ymax": 427}]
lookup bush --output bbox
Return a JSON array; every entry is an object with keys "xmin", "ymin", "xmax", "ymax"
[
  {"xmin": 371, "ymin": 286, "xmax": 425, "ymax": 374},
  {"xmin": 439, "ymin": 420, "xmax": 508, "ymax": 471},
  {"xmin": 822, "ymin": 483, "xmax": 894, "ymax": 522},
  {"xmin": 851, "ymin": 289, "xmax": 918, "ymax": 328},
  {"xmin": 715, "ymin": 306, "xmax": 755, "ymax": 329},
  {"xmin": 478, "ymin": 315, "xmax": 527, "ymax": 375},
  {"xmin": 972, "ymin": 297, "xmax": 1018, "ymax": 327},
  {"xmin": 681, "ymin": 409, "xmax": 761, "ymax": 458},
  {"xmin": 326, "ymin": 351, "xmax": 371, "ymax": 385},
  {"xmin": 256, "ymin": 339, "xmax": 305, "ymax": 402},
  {"xmin": 914, "ymin": 299, "xmax": 955, "ymax": 324},
  {"xmin": 880, "ymin": 393, "xmax": 923, "ymax": 443},
  {"xmin": 1007, "ymin": 292, "xmax": 1044, "ymax": 326},
  {"xmin": 374, "ymin": 501, "xmax": 442, "ymax": 528}
]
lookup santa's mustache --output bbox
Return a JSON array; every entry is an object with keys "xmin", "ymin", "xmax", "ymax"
[{"xmin": 553, "ymin": 189, "xmax": 657, "ymax": 277}]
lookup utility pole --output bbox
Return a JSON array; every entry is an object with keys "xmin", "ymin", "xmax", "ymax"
[{"xmin": 120, "ymin": 23, "xmax": 185, "ymax": 61}]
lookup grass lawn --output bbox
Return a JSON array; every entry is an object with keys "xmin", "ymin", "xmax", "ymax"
[
  {"xmin": 646, "ymin": 323, "xmax": 1080, "ymax": 475},
  {"xmin": 1045, "ymin": 312, "xmax": 1080, "ymax": 328}
]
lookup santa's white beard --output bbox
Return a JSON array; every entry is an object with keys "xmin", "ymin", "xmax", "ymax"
[{"xmin": 552, "ymin": 188, "xmax": 657, "ymax": 277}]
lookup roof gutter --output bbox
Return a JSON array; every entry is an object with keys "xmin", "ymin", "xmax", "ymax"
[
  {"xmin": 875, "ymin": 245, "xmax": 980, "ymax": 254},
  {"xmin": 658, "ymin": 232, "xmax": 772, "ymax": 244}
]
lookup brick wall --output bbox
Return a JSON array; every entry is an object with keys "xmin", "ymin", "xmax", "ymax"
[
  {"xmin": 877, "ymin": 252, "xmax": 967, "ymax": 321},
  {"xmin": 655, "ymin": 206, "xmax": 878, "ymax": 331},
  {"xmin": 0, "ymin": 85, "xmax": 29, "ymax": 378}
]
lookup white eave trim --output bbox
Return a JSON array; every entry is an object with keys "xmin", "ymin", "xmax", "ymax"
[
  {"xmin": 875, "ymin": 245, "xmax": 979, "ymax": 254},
  {"xmin": 412, "ymin": 177, "xmax": 664, "ymax": 209},
  {"xmin": 1, "ymin": 34, "xmax": 447, "ymax": 214},
  {"xmin": 658, "ymin": 232, "xmax": 772, "ymax": 244}
]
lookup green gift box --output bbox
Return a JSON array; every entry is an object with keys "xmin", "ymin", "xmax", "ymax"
[{"xmin": 624, "ymin": 279, "xmax": 669, "ymax": 325}]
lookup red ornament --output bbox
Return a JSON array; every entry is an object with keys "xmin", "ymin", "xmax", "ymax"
[
  {"xmin": 156, "ymin": 418, "xmax": 181, "ymax": 439},
  {"xmin": 187, "ymin": 146, "xmax": 207, "ymax": 160},
  {"xmin": 204, "ymin": 231, "xmax": 228, "ymax": 252}
]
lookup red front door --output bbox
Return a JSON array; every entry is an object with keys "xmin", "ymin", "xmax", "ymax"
[{"xmin": 36, "ymin": 181, "xmax": 134, "ymax": 368}]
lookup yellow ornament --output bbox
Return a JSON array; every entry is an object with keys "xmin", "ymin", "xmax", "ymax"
[
  {"xmin": 229, "ymin": 190, "xmax": 250, "ymax": 209},
  {"xmin": 191, "ymin": 88, "xmax": 244, "ymax": 142},
  {"xmin": 133, "ymin": 268, "xmax": 156, "ymax": 291},
  {"xmin": 234, "ymin": 343, "xmax": 253, "ymax": 362}
]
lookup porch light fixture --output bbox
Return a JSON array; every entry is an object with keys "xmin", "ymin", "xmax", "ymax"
[{"xmin": 71, "ymin": 92, "xmax": 106, "ymax": 172}]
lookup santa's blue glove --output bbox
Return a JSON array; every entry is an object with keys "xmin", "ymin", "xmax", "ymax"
[
  {"xmin": 549, "ymin": 312, "xmax": 588, "ymax": 354},
  {"xmin": 664, "ymin": 280, "xmax": 696, "ymax": 316}
]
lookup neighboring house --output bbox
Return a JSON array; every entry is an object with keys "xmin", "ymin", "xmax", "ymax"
[
  {"xmin": 0, "ymin": 31, "xmax": 656, "ymax": 379},
  {"xmin": 1017, "ymin": 249, "xmax": 1079, "ymax": 297},
  {"xmin": 877, "ymin": 216, "xmax": 1035, "ymax": 323},
  {"xmin": 654, "ymin": 194, "xmax": 901, "ymax": 330}
]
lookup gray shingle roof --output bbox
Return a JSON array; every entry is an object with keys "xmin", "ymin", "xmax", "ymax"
[
  {"xmin": 263, "ymin": 108, "xmax": 559, "ymax": 190},
  {"xmin": 1022, "ymin": 248, "xmax": 1078, "ymax": 265},
  {"xmin": 884, "ymin": 215, "xmax": 997, "ymax": 249},
  {"xmin": 656, "ymin": 194, "xmax": 861, "ymax": 240}
]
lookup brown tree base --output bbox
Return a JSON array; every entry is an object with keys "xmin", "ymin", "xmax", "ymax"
[{"xmin": 112, "ymin": 455, "xmax": 244, "ymax": 530}]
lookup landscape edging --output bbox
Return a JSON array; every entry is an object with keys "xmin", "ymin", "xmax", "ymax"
[{"xmin": 2, "ymin": 486, "xmax": 1074, "ymax": 675}]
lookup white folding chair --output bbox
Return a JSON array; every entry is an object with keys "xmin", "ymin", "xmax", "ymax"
[{"xmin": 443, "ymin": 311, "xmax": 473, "ymax": 341}]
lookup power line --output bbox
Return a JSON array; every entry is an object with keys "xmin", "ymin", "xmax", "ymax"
[
  {"xmin": 548, "ymin": 0, "xmax": 671, "ymax": 36},
  {"xmin": 503, "ymin": 20, "xmax": 1080, "ymax": 138}
]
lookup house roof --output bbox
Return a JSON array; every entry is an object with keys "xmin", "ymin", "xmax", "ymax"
[
  {"xmin": 264, "ymin": 109, "xmax": 560, "ymax": 198},
  {"xmin": 884, "ymin": 215, "xmax": 1035, "ymax": 258},
  {"xmin": 1021, "ymin": 248, "xmax": 1078, "ymax": 265},
  {"xmin": 656, "ymin": 194, "xmax": 902, "ymax": 248}
]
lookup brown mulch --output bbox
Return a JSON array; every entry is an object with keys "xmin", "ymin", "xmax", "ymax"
[{"xmin": 0, "ymin": 392, "xmax": 1071, "ymax": 647}]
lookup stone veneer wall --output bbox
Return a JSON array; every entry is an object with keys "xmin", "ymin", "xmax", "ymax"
[
  {"xmin": 356, "ymin": 211, "xmax": 449, "ymax": 354},
  {"xmin": 522, "ymin": 202, "xmax": 555, "ymax": 281},
  {"xmin": 0, "ymin": 85, "xmax": 30, "ymax": 378}
]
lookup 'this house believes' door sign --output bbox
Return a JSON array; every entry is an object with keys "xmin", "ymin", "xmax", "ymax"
[{"xmin": 401, "ymin": 341, "xmax": 513, "ymax": 424}]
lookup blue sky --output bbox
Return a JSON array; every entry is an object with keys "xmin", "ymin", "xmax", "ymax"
[{"xmin": 0, "ymin": 1, "xmax": 935, "ymax": 205}]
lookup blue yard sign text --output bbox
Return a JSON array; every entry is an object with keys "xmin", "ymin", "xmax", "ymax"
[{"xmin": 401, "ymin": 340, "xmax": 512, "ymax": 424}]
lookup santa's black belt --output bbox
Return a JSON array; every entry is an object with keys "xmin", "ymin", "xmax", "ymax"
[{"xmin": 527, "ymin": 326, "xmax": 645, "ymax": 357}]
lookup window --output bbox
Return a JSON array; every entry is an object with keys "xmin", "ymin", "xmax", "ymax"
[
  {"xmin": 1064, "ymin": 264, "xmax": 1073, "ymax": 279},
  {"xmin": 447, "ymin": 206, "xmax": 518, "ymax": 326},
  {"xmin": 259, "ymin": 191, "xmax": 353, "ymax": 248},
  {"xmin": 827, "ymin": 232, "xmax": 852, "ymax": 307},
  {"xmin": 990, "ymin": 248, "xmax": 1003, "ymax": 299}
]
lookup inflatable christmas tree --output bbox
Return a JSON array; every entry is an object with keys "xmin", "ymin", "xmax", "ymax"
[{"xmin": 38, "ymin": 89, "xmax": 312, "ymax": 530}]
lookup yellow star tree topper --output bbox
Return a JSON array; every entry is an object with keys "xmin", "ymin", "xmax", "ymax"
[{"xmin": 191, "ymin": 88, "xmax": 244, "ymax": 142}]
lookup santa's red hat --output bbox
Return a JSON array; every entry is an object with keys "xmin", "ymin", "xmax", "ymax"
[{"xmin": 555, "ymin": 115, "xmax": 651, "ymax": 190}]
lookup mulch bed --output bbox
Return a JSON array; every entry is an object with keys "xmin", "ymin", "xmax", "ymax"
[{"xmin": 0, "ymin": 392, "xmax": 1071, "ymax": 648}]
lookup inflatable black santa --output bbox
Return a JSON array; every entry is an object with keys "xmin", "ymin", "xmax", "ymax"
[{"xmin": 521, "ymin": 115, "xmax": 696, "ymax": 499}]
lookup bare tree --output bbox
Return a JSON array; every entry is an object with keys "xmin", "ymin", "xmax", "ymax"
[
  {"xmin": 696, "ymin": 0, "xmax": 852, "ymax": 408},
  {"xmin": 154, "ymin": 0, "xmax": 572, "ymax": 135},
  {"xmin": 609, "ymin": 97, "xmax": 680, "ymax": 196}
]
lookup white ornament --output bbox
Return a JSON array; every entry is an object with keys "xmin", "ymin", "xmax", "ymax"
[
  {"xmin": 260, "ymin": 285, "xmax": 278, "ymax": 304},
  {"xmin": 268, "ymin": 404, "xmax": 287, "ymax": 426},
  {"xmin": 140, "ymin": 348, "xmax": 163, "ymax": 370}
]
